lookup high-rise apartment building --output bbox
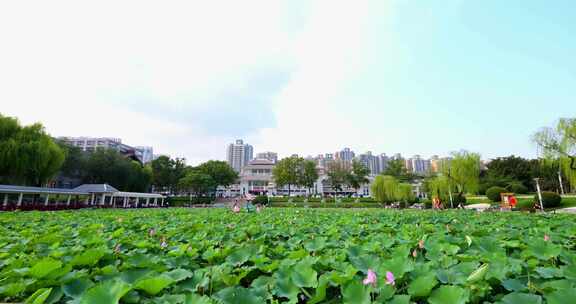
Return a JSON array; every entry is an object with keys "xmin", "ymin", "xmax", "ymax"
[
  {"xmin": 256, "ymin": 152, "xmax": 278, "ymax": 164},
  {"xmin": 358, "ymin": 151, "xmax": 380, "ymax": 175},
  {"xmin": 406, "ymin": 155, "xmax": 431, "ymax": 175},
  {"xmin": 378, "ymin": 153, "xmax": 390, "ymax": 173},
  {"xmin": 226, "ymin": 139, "xmax": 254, "ymax": 172},
  {"xmin": 335, "ymin": 148, "xmax": 355, "ymax": 162}
]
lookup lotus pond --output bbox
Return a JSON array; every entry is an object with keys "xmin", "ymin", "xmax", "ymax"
[{"xmin": 1, "ymin": 208, "xmax": 576, "ymax": 304}]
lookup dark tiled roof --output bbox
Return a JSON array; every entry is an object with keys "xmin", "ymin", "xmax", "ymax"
[{"xmin": 72, "ymin": 184, "xmax": 119, "ymax": 193}]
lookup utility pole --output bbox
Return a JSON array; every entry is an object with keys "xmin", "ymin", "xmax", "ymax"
[
  {"xmin": 447, "ymin": 169, "xmax": 454, "ymax": 209},
  {"xmin": 558, "ymin": 170, "xmax": 565, "ymax": 195},
  {"xmin": 534, "ymin": 178, "xmax": 545, "ymax": 211}
]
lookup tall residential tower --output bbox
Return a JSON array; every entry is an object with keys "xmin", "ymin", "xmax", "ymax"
[{"xmin": 226, "ymin": 139, "xmax": 254, "ymax": 172}]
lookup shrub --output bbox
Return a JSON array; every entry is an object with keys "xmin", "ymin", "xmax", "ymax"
[
  {"xmin": 167, "ymin": 196, "xmax": 213, "ymax": 206},
  {"xmin": 507, "ymin": 182, "xmax": 529, "ymax": 194},
  {"xmin": 252, "ymin": 195, "xmax": 269, "ymax": 205},
  {"xmin": 448, "ymin": 193, "xmax": 466, "ymax": 207},
  {"xmin": 421, "ymin": 199, "xmax": 432, "ymax": 209},
  {"xmin": 535, "ymin": 192, "xmax": 562, "ymax": 208},
  {"xmin": 486, "ymin": 187, "xmax": 507, "ymax": 202}
]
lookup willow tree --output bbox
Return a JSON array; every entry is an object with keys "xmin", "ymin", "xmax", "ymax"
[
  {"xmin": 443, "ymin": 151, "xmax": 481, "ymax": 195},
  {"xmin": 426, "ymin": 175, "xmax": 452, "ymax": 202},
  {"xmin": 0, "ymin": 114, "xmax": 65, "ymax": 186},
  {"xmin": 397, "ymin": 183, "xmax": 415, "ymax": 207},
  {"xmin": 371, "ymin": 175, "xmax": 399, "ymax": 204},
  {"xmin": 533, "ymin": 118, "xmax": 576, "ymax": 192}
]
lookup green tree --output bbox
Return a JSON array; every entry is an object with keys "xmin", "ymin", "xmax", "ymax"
[
  {"xmin": 150, "ymin": 156, "xmax": 187, "ymax": 194},
  {"xmin": 0, "ymin": 114, "xmax": 65, "ymax": 186},
  {"xmin": 426, "ymin": 175, "xmax": 452, "ymax": 203},
  {"xmin": 299, "ymin": 159, "xmax": 319, "ymax": 196},
  {"xmin": 370, "ymin": 175, "xmax": 399, "ymax": 204},
  {"xmin": 178, "ymin": 170, "xmax": 215, "ymax": 201},
  {"xmin": 397, "ymin": 183, "xmax": 415, "ymax": 207},
  {"xmin": 444, "ymin": 151, "xmax": 481, "ymax": 195},
  {"xmin": 485, "ymin": 155, "xmax": 533, "ymax": 189},
  {"xmin": 383, "ymin": 159, "xmax": 406, "ymax": 177},
  {"xmin": 196, "ymin": 160, "xmax": 238, "ymax": 195},
  {"xmin": 533, "ymin": 118, "xmax": 576, "ymax": 192},
  {"xmin": 326, "ymin": 160, "xmax": 349, "ymax": 193},
  {"xmin": 273, "ymin": 156, "xmax": 303, "ymax": 196},
  {"xmin": 383, "ymin": 158, "xmax": 416, "ymax": 182},
  {"xmin": 82, "ymin": 148, "xmax": 151, "ymax": 192},
  {"xmin": 56, "ymin": 141, "xmax": 87, "ymax": 181},
  {"xmin": 347, "ymin": 159, "xmax": 370, "ymax": 193}
]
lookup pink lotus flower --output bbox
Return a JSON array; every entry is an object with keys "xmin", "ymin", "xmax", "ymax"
[
  {"xmin": 412, "ymin": 249, "xmax": 418, "ymax": 258},
  {"xmin": 233, "ymin": 205, "xmax": 240, "ymax": 213},
  {"xmin": 544, "ymin": 234, "xmax": 550, "ymax": 242},
  {"xmin": 148, "ymin": 228, "xmax": 156, "ymax": 237},
  {"xmin": 385, "ymin": 271, "xmax": 395, "ymax": 286},
  {"xmin": 363, "ymin": 269, "xmax": 377, "ymax": 286},
  {"xmin": 418, "ymin": 239, "xmax": 424, "ymax": 249}
]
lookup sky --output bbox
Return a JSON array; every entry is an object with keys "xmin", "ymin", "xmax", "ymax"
[{"xmin": 1, "ymin": 0, "xmax": 575, "ymax": 164}]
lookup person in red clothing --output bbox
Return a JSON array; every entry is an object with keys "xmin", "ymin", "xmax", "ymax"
[{"xmin": 509, "ymin": 195, "xmax": 517, "ymax": 208}]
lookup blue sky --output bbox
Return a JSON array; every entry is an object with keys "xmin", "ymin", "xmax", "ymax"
[{"xmin": 1, "ymin": 0, "xmax": 574, "ymax": 164}]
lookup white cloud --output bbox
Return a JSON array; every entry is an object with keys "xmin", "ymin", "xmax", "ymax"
[
  {"xmin": 0, "ymin": 0, "xmax": 395, "ymax": 163},
  {"xmin": 253, "ymin": 1, "xmax": 386, "ymax": 158},
  {"xmin": 0, "ymin": 0, "xmax": 301, "ymax": 164}
]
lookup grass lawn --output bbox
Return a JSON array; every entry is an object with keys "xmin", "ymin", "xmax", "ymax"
[{"xmin": 1, "ymin": 208, "xmax": 576, "ymax": 303}]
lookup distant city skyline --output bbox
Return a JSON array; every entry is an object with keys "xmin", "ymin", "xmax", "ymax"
[{"xmin": 2, "ymin": 1, "xmax": 574, "ymax": 164}]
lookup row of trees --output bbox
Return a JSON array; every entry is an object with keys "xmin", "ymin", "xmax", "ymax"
[
  {"xmin": 177, "ymin": 161, "xmax": 238, "ymax": 198},
  {"xmin": 325, "ymin": 160, "xmax": 370, "ymax": 193},
  {"xmin": 271, "ymin": 156, "xmax": 372, "ymax": 196},
  {"xmin": 59, "ymin": 146, "xmax": 153, "ymax": 192},
  {"xmin": 272, "ymin": 156, "xmax": 319, "ymax": 195},
  {"xmin": 0, "ymin": 114, "xmax": 238, "ymax": 195}
]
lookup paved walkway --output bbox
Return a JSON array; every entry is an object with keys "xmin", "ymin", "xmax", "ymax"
[
  {"xmin": 556, "ymin": 207, "xmax": 576, "ymax": 213},
  {"xmin": 464, "ymin": 203, "xmax": 491, "ymax": 211}
]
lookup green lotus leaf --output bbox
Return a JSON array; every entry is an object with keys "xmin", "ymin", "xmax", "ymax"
[
  {"xmin": 546, "ymin": 288, "xmax": 576, "ymax": 304},
  {"xmin": 389, "ymin": 295, "xmax": 411, "ymax": 304},
  {"xmin": 291, "ymin": 261, "xmax": 318, "ymax": 288},
  {"xmin": 166, "ymin": 268, "xmax": 194, "ymax": 282},
  {"xmin": 63, "ymin": 278, "xmax": 94, "ymax": 299},
  {"xmin": 341, "ymin": 281, "xmax": 370, "ymax": 304},
  {"xmin": 214, "ymin": 287, "xmax": 264, "ymax": 304},
  {"xmin": 408, "ymin": 273, "xmax": 438, "ymax": 297},
  {"xmin": 70, "ymin": 248, "xmax": 106, "ymax": 267},
  {"xmin": 184, "ymin": 293, "xmax": 213, "ymax": 304},
  {"xmin": 304, "ymin": 237, "xmax": 327, "ymax": 252},
  {"xmin": 79, "ymin": 279, "xmax": 132, "ymax": 304},
  {"xmin": 226, "ymin": 246, "xmax": 257, "ymax": 266},
  {"xmin": 134, "ymin": 275, "xmax": 175, "ymax": 295},
  {"xmin": 428, "ymin": 285, "xmax": 469, "ymax": 304},
  {"xmin": 24, "ymin": 288, "xmax": 52, "ymax": 304},
  {"xmin": 30, "ymin": 258, "xmax": 62, "ymax": 279},
  {"xmin": 501, "ymin": 279, "xmax": 527, "ymax": 292},
  {"xmin": 500, "ymin": 292, "xmax": 542, "ymax": 304}
]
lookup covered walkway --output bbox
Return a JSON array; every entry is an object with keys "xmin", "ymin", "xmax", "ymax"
[{"xmin": 0, "ymin": 184, "xmax": 165, "ymax": 211}]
